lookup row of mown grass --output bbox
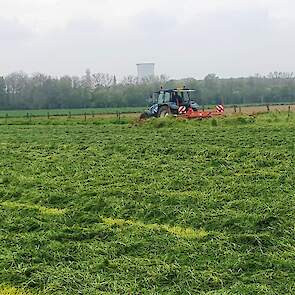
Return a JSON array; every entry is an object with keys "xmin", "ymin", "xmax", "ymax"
[
  {"xmin": 0, "ymin": 112, "xmax": 295, "ymax": 294},
  {"xmin": 0, "ymin": 286, "xmax": 28, "ymax": 295}
]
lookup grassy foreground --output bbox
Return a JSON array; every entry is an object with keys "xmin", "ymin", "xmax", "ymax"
[{"xmin": 0, "ymin": 113, "xmax": 295, "ymax": 294}]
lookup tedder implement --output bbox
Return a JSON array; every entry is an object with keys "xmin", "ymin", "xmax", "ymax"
[{"xmin": 140, "ymin": 88, "xmax": 224, "ymax": 120}]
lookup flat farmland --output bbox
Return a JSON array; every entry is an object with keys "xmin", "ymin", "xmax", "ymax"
[
  {"xmin": 0, "ymin": 104, "xmax": 294, "ymax": 127},
  {"xmin": 0, "ymin": 104, "xmax": 294, "ymax": 121},
  {"xmin": 224, "ymin": 104, "xmax": 295, "ymax": 115},
  {"xmin": 0, "ymin": 107, "xmax": 145, "ymax": 119},
  {"xmin": 0, "ymin": 113, "xmax": 295, "ymax": 294}
]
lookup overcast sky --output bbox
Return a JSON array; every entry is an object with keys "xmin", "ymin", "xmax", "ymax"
[{"xmin": 0, "ymin": 0, "xmax": 295, "ymax": 79}]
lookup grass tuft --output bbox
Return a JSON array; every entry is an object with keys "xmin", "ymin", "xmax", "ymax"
[
  {"xmin": 0, "ymin": 286, "xmax": 32, "ymax": 295},
  {"xmin": 1, "ymin": 202, "xmax": 66, "ymax": 216},
  {"xmin": 103, "ymin": 217, "xmax": 208, "ymax": 239}
]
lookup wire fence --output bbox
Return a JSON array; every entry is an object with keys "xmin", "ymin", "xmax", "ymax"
[{"xmin": 0, "ymin": 104, "xmax": 294, "ymax": 124}]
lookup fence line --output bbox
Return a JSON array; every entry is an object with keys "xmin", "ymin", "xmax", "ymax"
[{"xmin": 0, "ymin": 104, "xmax": 294, "ymax": 124}]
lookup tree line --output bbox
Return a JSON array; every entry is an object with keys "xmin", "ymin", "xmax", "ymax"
[{"xmin": 0, "ymin": 70, "xmax": 295, "ymax": 110}]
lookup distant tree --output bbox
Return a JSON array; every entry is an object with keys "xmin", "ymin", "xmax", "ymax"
[
  {"xmin": 82, "ymin": 69, "xmax": 94, "ymax": 89},
  {"xmin": 122, "ymin": 75, "xmax": 139, "ymax": 85},
  {"xmin": 0, "ymin": 70, "xmax": 295, "ymax": 110},
  {"xmin": 203, "ymin": 74, "xmax": 220, "ymax": 104},
  {"xmin": 92, "ymin": 73, "xmax": 114, "ymax": 88},
  {"xmin": 0, "ymin": 76, "xmax": 8, "ymax": 109}
]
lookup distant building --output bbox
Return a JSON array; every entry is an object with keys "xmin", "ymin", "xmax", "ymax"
[{"xmin": 137, "ymin": 63, "xmax": 155, "ymax": 79}]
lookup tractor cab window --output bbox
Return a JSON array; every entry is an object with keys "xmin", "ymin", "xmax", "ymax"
[
  {"xmin": 164, "ymin": 92, "xmax": 170, "ymax": 103},
  {"xmin": 157, "ymin": 91, "xmax": 165, "ymax": 104},
  {"xmin": 152, "ymin": 92, "xmax": 159, "ymax": 103},
  {"xmin": 173, "ymin": 91, "xmax": 187, "ymax": 104},
  {"xmin": 178, "ymin": 91, "xmax": 191, "ymax": 104}
]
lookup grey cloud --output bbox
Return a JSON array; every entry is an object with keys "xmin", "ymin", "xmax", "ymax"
[
  {"xmin": 61, "ymin": 19, "xmax": 105, "ymax": 38},
  {"xmin": 1, "ymin": 3, "xmax": 295, "ymax": 79},
  {"xmin": 134, "ymin": 10, "xmax": 178, "ymax": 35},
  {"xmin": 0, "ymin": 18, "xmax": 34, "ymax": 42},
  {"xmin": 125, "ymin": 6, "xmax": 295, "ymax": 78}
]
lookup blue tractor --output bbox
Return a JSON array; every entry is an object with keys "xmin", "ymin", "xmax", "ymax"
[{"xmin": 140, "ymin": 88, "xmax": 200, "ymax": 119}]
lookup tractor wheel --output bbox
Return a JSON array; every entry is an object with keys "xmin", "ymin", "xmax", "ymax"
[
  {"xmin": 158, "ymin": 106, "xmax": 171, "ymax": 118},
  {"xmin": 139, "ymin": 112, "xmax": 149, "ymax": 120}
]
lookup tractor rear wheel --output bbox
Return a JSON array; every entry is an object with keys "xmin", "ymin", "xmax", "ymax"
[
  {"xmin": 139, "ymin": 112, "xmax": 149, "ymax": 120},
  {"xmin": 158, "ymin": 106, "xmax": 171, "ymax": 118}
]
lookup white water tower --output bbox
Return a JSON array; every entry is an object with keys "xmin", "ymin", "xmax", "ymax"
[{"xmin": 137, "ymin": 63, "xmax": 155, "ymax": 79}]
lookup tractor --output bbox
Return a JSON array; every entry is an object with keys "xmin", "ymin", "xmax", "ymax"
[
  {"xmin": 140, "ymin": 87, "xmax": 224, "ymax": 120},
  {"xmin": 140, "ymin": 88, "xmax": 200, "ymax": 119}
]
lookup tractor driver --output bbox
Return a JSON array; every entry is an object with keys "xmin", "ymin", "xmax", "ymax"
[
  {"xmin": 177, "ymin": 92, "xmax": 184, "ymax": 105},
  {"xmin": 172, "ymin": 92, "xmax": 183, "ymax": 106},
  {"xmin": 172, "ymin": 92, "xmax": 178, "ymax": 105}
]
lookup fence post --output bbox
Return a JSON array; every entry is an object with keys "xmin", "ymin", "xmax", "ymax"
[
  {"xmin": 92, "ymin": 111, "xmax": 95, "ymax": 118},
  {"xmin": 239, "ymin": 106, "xmax": 241, "ymax": 113},
  {"xmin": 68, "ymin": 111, "xmax": 71, "ymax": 119},
  {"xmin": 27, "ymin": 112, "xmax": 29, "ymax": 119},
  {"xmin": 47, "ymin": 112, "xmax": 50, "ymax": 119},
  {"xmin": 288, "ymin": 106, "xmax": 291, "ymax": 118},
  {"xmin": 84, "ymin": 112, "xmax": 87, "ymax": 121},
  {"xmin": 234, "ymin": 105, "xmax": 237, "ymax": 113},
  {"xmin": 202, "ymin": 105, "xmax": 205, "ymax": 112},
  {"xmin": 266, "ymin": 104, "xmax": 270, "ymax": 112}
]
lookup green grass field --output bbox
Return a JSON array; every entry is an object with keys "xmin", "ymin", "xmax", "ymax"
[{"xmin": 0, "ymin": 112, "xmax": 295, "ymax": 294}]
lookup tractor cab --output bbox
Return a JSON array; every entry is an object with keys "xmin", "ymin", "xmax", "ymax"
[{"xmin": 141, "ymin": 88, "xmax": 200, "ymax": 118}]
